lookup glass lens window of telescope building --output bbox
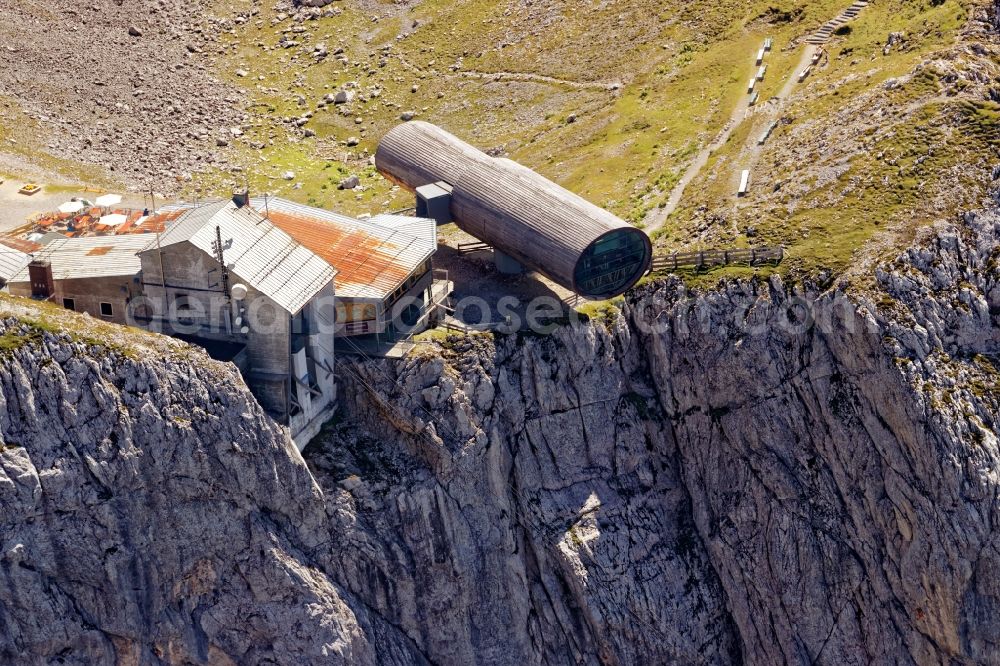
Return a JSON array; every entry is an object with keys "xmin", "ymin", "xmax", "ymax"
[{"xmin": 575, "ymin": 230, "xmax": 649, "ymax": 297}]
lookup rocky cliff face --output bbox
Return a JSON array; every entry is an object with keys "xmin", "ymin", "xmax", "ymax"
[
  {"xmin": 0, "ymin": 318, "xmax": 425, "ymax": 665},
  {"xmin": 0, "ymin": 208, "xmax": 996, "ymax": 665},
  {"xmin": 313, "ymin": 209, "xmax": 999, "ymax": 665}
]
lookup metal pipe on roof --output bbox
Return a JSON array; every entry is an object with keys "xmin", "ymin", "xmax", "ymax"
[{"xmin": 375, "ymin": 121, "xmax": 652, "ymax": 299}]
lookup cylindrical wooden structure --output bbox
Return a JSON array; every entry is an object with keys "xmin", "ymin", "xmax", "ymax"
[{"xmin": 376, "ymin": 121, "xmax": 651, "ymax": 298}]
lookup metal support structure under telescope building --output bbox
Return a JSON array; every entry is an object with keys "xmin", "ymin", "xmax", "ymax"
[{"xmin": 375, "ymin": 121, "xmax": 652, "ymax": 299}]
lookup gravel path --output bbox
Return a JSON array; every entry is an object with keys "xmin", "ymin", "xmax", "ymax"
[{"xmin": 642, "ymin": 44, "xmax": 818, "ymax": 237}]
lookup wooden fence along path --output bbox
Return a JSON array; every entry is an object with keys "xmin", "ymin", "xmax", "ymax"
[
  {"xmin": 650, "ymin": 246, "xmax": 783, "ymax": 272},
  {"xmin": 440, "ymin": 319, "xmax": 471, "ymax": 333}
]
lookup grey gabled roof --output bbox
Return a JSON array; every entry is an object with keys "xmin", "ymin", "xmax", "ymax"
[
  {"xmin": 9, "ymin": 235, "xmax": 148, "ymax": 283},
  {"xmin": 144, "ymin": 200, "xmax": 336, "ymax": 314},
  {"xmin": 367, "ymin": 214, "xmax": 437, "ymax": 245},
  {"xmin": 0, "ymin": 245, "xmax": 33, "ymax": 283},
  {"xmin": 153, "ymin": 199, "xmax": 231, "ymax": 248}
]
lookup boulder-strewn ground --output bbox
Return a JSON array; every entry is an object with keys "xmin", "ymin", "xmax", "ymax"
[
  {"xmin": 0, "ymin": 0, "xmax": 995, "ymax": 283},
  {"xmin": 0, "ymin": 2, "xmax": 997, "ymax": 663},
  {"xmin": 0, "ymin": 0, "xmax": 244, "ymax": 191}
]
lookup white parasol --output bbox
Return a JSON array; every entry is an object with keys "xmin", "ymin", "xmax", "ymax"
[
  {"xmin": 99, "ymin": 213, "xmax": 128, "ymax": 227},
  {"xmin": 58, "ymin": 201, "xmax": 85, "ymax": 214},
  {"xmin": 95, "ymin": 193, "xmax": 123, "ymax": 208}
]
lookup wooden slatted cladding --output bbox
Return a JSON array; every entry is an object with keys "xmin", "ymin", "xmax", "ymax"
[
  {"xmin": 375, "ymin": 121, "xmax": 651, "ymax": 298},
  {"xmin": 452, "ymin": 157, "xmax": 625, "ymax": 291},
  {"xmin": 376, "ymin": 121, "xmax": 470, "ymax": 190}
]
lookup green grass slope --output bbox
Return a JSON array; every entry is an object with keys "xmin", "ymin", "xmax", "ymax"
[
  {"xmin": 2, "ymin": 0, "xmax": 993, "ymax": 287},
  {"xmin": 663, "ymin": 0, "xmax": 997, "ymax": 280},
  {"xmin": 201, "ymin": 0, "xmax": 996, "ymax": 283},
  {"xmin": 200, "ymin": 0, "xmax": 861, "ymax": 215}
]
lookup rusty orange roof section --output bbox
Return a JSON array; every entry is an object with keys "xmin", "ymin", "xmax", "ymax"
[
  {"xmin": 0, "ymin": 237, "xmax": 42, "ymax": 253},
  {"xmin": 267, "ymin": 209, "xmax": 422, "ymax": 300},
  {"xmin": 4, "ymin": 196, "xmax": 436, "ymax": 302}
]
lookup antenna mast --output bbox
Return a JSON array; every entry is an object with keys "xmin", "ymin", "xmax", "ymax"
[
  {"xmin": 213, "ymin": 225, "xmax": 231, "ymax": 301},
  {"xmin": 152, "ymin": 185, "xmax": 166, "ymax": 297}
]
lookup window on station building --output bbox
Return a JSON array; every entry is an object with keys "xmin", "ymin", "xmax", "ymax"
[
  {"xmin": 335, "ymin": 302, "xmax": 377, "ymax": 323},
  {"xmin": 63, "ymin": 298, "xmax": 75, "ymax": 311},
  {"xmin": 100, "ymin": 302, "xmax": 114, "ymax": 317}
]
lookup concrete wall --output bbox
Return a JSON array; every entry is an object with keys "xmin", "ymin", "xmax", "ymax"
[
  {"xmin": 7, "ymin": 240, "xmax": 337, "ymax": 448},
  {"xmin": 139, "ymin": 241, "xmax": 336, "ymax": 444},
  {"xmin": 288, "ymin": 281, "xmax": 337, "ymax": 445},
  {"xmin": 9, "ymin": 275, "xmax": 140, "ymax": 326},
  {"xmin": 139, "ymin": 243, "xmax": 232, "ymax": 334},
  {"xmin": 306, "ymin": 281, "xmax": 336, "ymax": 405},
  {"xmin": 140, "ymin": 241, "xmax": 292, "ymax": 415},
  {"xmin": 245, "ymin": 298, "xmax": 291, "ymax": 419}
]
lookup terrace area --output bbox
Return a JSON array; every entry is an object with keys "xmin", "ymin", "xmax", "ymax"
[{"xmin": 13, "ymin": 205, "xmax": 186, "ymax": 242}]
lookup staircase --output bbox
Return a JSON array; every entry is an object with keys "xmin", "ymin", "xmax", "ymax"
[{"xmin": 806, "ymin": 1, "xmax": 870, "ymax": 45}]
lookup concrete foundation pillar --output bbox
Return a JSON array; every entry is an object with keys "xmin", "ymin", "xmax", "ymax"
[{"xmin": 494, "ymin": 250, "xmax": 524, "ymax": 275}]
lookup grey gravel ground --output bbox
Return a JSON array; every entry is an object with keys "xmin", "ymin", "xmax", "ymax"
[{"xmin": 0, "ymin": 0, "xmax": 244, "ymax": 193}]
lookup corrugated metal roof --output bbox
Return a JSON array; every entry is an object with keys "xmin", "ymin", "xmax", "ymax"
[
  {"xmin": 146, "ymin": 200, "xmax": 335, "ymax": 314},
  {"xmin": 9, "ymin": 235, "xmax": 149, "ymax": 283},
  {"xmin": 34, "ymin": 232, "xmax": 69, "ymax": 246},
  {"xmin": 248, "ymin": 197, "xmax": 437, "ymax": 302},
  {"xmin": 150, "ymin": 200, "xmax": 231, "ymax": 247},
  {"xmin": 0, "ymin": 241, "xmax": 33, "ymax": 283},
  {"xmin": 367, "ymin": 214, "xmax": 437, "ymax": 245}
]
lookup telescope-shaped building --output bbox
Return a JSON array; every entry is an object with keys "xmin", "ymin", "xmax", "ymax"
[{"xmin": 375, "ymin": 121, "xmax": 652, "ymax": 299}]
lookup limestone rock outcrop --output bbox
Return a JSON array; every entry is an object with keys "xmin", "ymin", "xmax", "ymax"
[
  {"xmin": 317, "ymin": 209, "xmax": 999, "ymax": 664},
  {"xmin": 0, "ymin": 208, "xmax": 996, "ymax": 664},
  {"xmin": 0, "ymin": 323, "xmax": 424, "ymax": 664}
]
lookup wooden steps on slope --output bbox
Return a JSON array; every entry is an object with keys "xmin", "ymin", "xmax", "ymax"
[{"xmin": 806, "ymin": 0, "xmax": 870, "ymax": 45}]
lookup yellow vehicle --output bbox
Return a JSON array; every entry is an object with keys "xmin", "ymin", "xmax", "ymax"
[{"xmin": 18, "ymin": 183, "xmax": 41, "ymax": 195}]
